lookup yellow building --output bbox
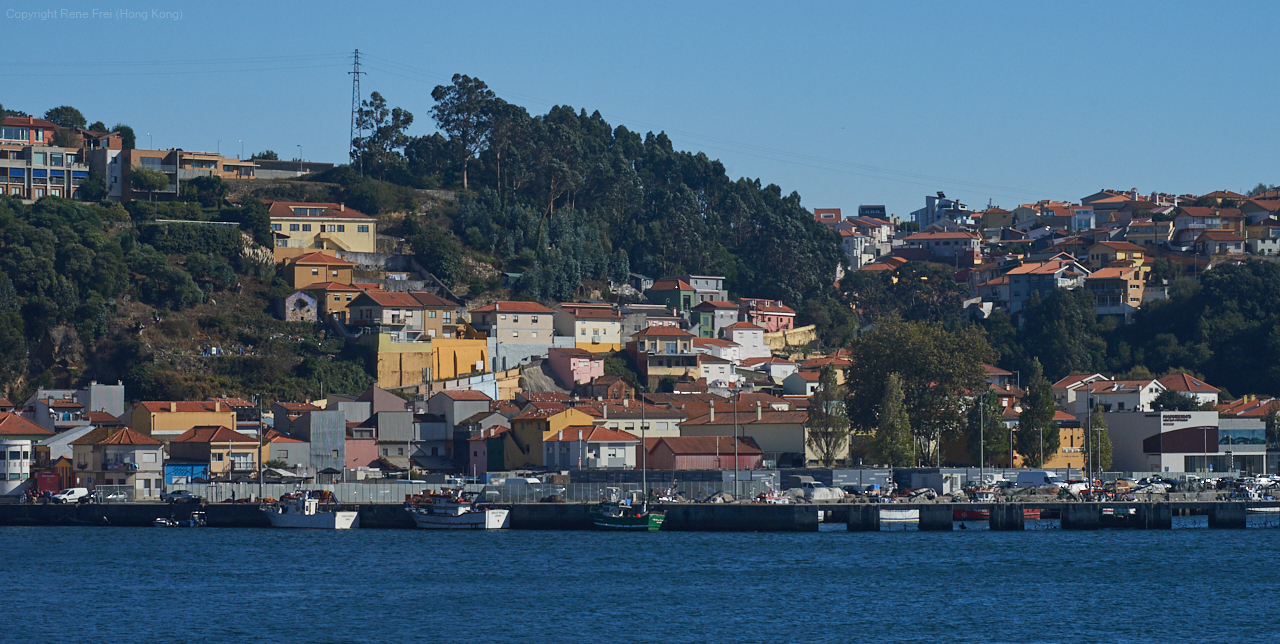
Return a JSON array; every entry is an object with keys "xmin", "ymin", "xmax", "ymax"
[
  {"xmin": 284, "ymin": 251, "xmax": 356, "ymax": 289},
  {"xmin": 127, "ymin": 401, "xmax": 237, "ymax": 441},
  {"xmin": 168, "ymin": 425, "xmax": 260, "ymax": 477},
  {"xmin": 269, "ymin": 202, "xmax": 377, "ymax": 257},
  {"xmin": 1042, "ymin": 412, "xmax": 1085, "ymax": 471},
  {"xmin": 504, "ymin": 406, "xmax": 598, "ymax": 469},
  {"xmin": 1086, "ymin": 241, "xmax": 1148, "ymax": 274},
  {"xmin": 554, "ymin": 304, "xmax": 623, "ymax": 353},
  {"xmin": 430, "ymin": 338, "xmax": 489, "ymax": 381}
]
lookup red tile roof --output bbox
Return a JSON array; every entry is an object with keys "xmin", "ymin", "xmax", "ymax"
[
  {"xmin": 692, "ymin": 300, "xmax": 740, "ymax": 310},
  {"xmin": 2, "ymin": 116, "xmax": 56, "ymax": 129},
  {"xmin": 652, "ymin": 436, "xmax": 762, "ymax": 456},
  {"xmin": 649, "ymin": 278, "xmax": 693, "ymax": 291},
  {"xmin": 354, "ymin": 291, "xmax": 426, "ymax": 308},
  {"xmin": 1089, "ymin": 241, "xmax": 1146, "ymax": 253},
  {"xmin": 303, "ymin": 281, "xmax": 361, "ymax": 292},
  {"xmin": 171, "ymin": 425, "xmax": 258, "ymax": 444},
  {"xmin": 263, "ymin": 429, "xmax": 304, "ymax": 444},
  {"xmin": 46, "ymin": 399, "xmax": 83, "ymax": 408},
  {"xmin": 693, "ymin": 338, "xmax": 738, "ymax": 348},
  {"xmin": 95, "ymin": 427, "xmax": 163, "ymax": 446},
  {"xmin": 1157, "ymin": 373, "xmax": 1219, "ymax": 393},
  {"xmin": 411, "ymin": 291, "xmax": 459, "ymax": 308},
  {"xmin": 267, "ymin": 202, "xmax": 372, "ymax": 220},
  {"xmin": 470, "ymin": 301, "xmax": 554, "ymax": 313},
  {"xmin": 903, "ymin": 231, "xmax": 982, "ymax": 241},
  {"xmin": 1196, "ymin": 231, "xmax": 1244, "ymax": 242},
  {"xmin": 632, "ymin": 326, "xmax": 695, "ymax": 338},
  {"xmin": 742, "ymin": 357, "xmax": 795, "ymax": 368},
  {"xmin": 438, "ymin": 389, "xmax": 493, "ymax": 401},
  {"xmin": 286, "ymin": 251, "xmax": 356, "ymax": 266},
  {"xmin": 560, "ymin": 306, "xmax": 622, "ymax": 319},
  {"xmin": 724, "ymin": 321, "xmax": 764, "ymax": 331},
  {"xmin": 0, "ymin": 413, "xmax": 53, "ymax": 437},
  {"xmin": 984, "ymin": 364, "xmax": 1012, "ymax": 376},
  {"xmin": 137, "ymin": 401, "xmax": 235, "ymax": 414},
  {"xmin": 544, "ymin": 425, "xmax": 639, "ymax": 442},
  {"xmin": 1087, "ymin": 267, "xmax": 1140, "ymax": 280},
  {"xmin": 681, "ymin": 409, "xmax": 808, "ymax": 426},
  {"xmin": 276, "ymin": 402, "xmax": 320, "ymax": 412}
]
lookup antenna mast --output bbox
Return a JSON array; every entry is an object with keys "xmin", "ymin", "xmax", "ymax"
[{"xmin": 349, "ymin": 49, "xmax": 365, "ymax": 174}]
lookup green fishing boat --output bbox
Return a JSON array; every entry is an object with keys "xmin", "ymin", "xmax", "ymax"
[{"xmin": 589, "ymin": 490, "xmax": 664, "ymax": 531}]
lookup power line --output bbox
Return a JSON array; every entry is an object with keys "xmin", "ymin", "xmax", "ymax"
[
  {"xmin": 349, "ymin": 49, "xmax": 365, "ymax": 174},
  {"xmin": 0, "ymin": 63, "xmax": 349, "ymax": 78}
]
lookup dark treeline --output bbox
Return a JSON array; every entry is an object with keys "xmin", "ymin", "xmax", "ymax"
[{"xmin": 345, "ymin": 75, "xmax": 855, "ymax": 344}]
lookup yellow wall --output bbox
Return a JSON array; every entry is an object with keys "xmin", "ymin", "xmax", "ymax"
[
  {"xmin": 430, "ymin": 338, "xmax": 489, "ymax": 381},
  {"xmin": 290, "ymin": 263, "xmax": 353, "ymax": 289},
  {"xmin": 131, "ymin": 408, "xmax": 236, "ymax": 437},
  {"xmin": 506, "ymin": 408, "xmax": 597, "ymax": 469},
  {"xmin": 576, "ymin": 341, "xmax": 621, "ymax": 353},
  {"xmin": 273, "ymin": 217, "xmax": 377, "ymax": 253},
  {"xmin": 1042, "ymin": 426, "xmax": 1085, "ymax": 471}
]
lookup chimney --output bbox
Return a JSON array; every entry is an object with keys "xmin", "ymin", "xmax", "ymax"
[
  {"xmin": 756, "ymin": 401, "xmax": 762, "ymax": 421},
  {"xmin": 557, "ymin": 430, "xmax": 562, "ymax": 441},
  {"xmin": 604, "ymin": 405, "xmax": 608, "ymax": 420},
  {"xmin": 215, "ymin": 402, "xmax": 221, "ymax": 412},
  {"xmin": 709, "ymin": 401, "xmax": 715, "ymax": 423},
  {"xmin": 169, "ymin": 402, "xmax": 177, "ymax": 413},
  {"xmin": 577, "ymin": 428, "xmax": 583, "ymax": 441},
  {"xmin": 340, "ymin": 203, "xmax": 345, "ymax": 212}
]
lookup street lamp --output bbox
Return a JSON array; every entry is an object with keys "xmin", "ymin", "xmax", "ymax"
[
  {"xmin": 239, "ymin": 140, "xmax": 243, "ymax": 160},
  {"xmin": 297, "ymin": 145, "xmax": 302, "ymax": 175},
  {"xmin": 147, "ymin": 133, "xmax": 153, "ymax": 149}
]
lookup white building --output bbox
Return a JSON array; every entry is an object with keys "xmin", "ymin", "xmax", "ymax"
[
  {"xmin": 542, "ymin": 425, "xmax": 639, "ymax": 470},
  {"xmin": 724, "ymin": 322, "xmax": 769, "ymax": 360},
  {"xmin": 1106, "ymin": 411, "xmax": 1264, "ymax": 474},
  {"xmin": 0, "ymin": 439, "xmax": 31, "ymax": 496}
]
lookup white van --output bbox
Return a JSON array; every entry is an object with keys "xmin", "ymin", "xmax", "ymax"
[
  {"xmin": 51, "ymin": 488, "xmax": 90, "ymax": 504},
  {"xmin": 1015, "ymin": 471, "xmax": 1065, "ymax": 488}
]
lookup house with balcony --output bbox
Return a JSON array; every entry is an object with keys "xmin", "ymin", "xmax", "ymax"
[
  {"xmin": 0, "ymin": 117, "xmax": 93, "ymax": 201},
  {"xmin": 1170, "ymin": 206, "xmax": 1228, "ymax": 249},
  {"xmin": 176, "ymin": 150, "xmax": 256, "ymax": 181},
  {"xmin": 1085, "ymin": 267, "xmax": 1144, "ymax": 322},
  {"xmin": 738, "ymin": 298, "xmax": 796, "ymax": 333},
  {"xmin": 619, "ymin": 303, "xmax": 678, "ymax": 338},
  {"xmin": 70, "ymin": 427, "xmax": 164, "ymax": 499},
  {"xmin": 674, "ymin": 275, "xmax": 730, "ymax": 305},
  {"xmin": 349, "ymin": 291, "xmax": 427, "ymax": 342},
  {"xmin": 469, "ymin": 301, "xmax": 566, "ymax": 371},
  {"xmin": 167, "ymin": 426, "xmax": 258, "ymax": 482},
  {"xmin": 543, "ymin": 426, "xmax": 639, "ymax": 470},
  {"xmin": 724, "ymin": 321, "xmax": 769, "ymax": 360},
  {"xmin": 554, "ymin": 304, "xmax": 623, "ymax": 352},
  {"xmin": 412, "ymin": 291, "xmax": 463, "ymax": 339},
  {"xmin": 898, "ymin": 230, "xmax": 982, "ymax": 265},
  {"xmin": 689, "ymin": 301, "xmax": 740, "ymax": 339},
  {"xmin": 268, "ymin": 202, "xmax": 377, "ymax": 256},
  {"xmin": 1005, "ymin": 259, "xmax": 1090, "ymax": 315},
  {"xmin": 1195, "ymin": 231, "xmax": 1245, "ymax": 257},
  {"xmin": 693, "ymin": 337, "xmax": 742, "ymax": 365},
  {"xmin": 1085, "ymin": 241, "xmax": 1146, "ymax": 272},
  {"xmin": 838, "ymin": 229, "xmax": 872, "ymax": 269},
  {"xmin": 502, "ymin": 406, "xmax": 598, "ymax": 469},
  {"xmin": 911, "ymin": 191, "xmax": 972, "ymax": 229},
  {"xmin": 1124, "ymin": 218, "xmax": 1172, "ymax": 250},
  {"xmin": 628, "ymin": 326, "xmax": 699, "ymax": 390}
]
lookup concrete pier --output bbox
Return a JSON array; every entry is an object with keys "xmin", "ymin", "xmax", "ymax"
[
  {"xmin": 1208, "ymin": 503, "xmax": 1247, "ymax": 529},
  {"xmin": 988, "ymin": 504, "xmax": 1025, "ymax": 531},
  {"xmin": 847, "ymin": 505, "xmax": 881, "ymax": 532},
  {"xmin": 661, "ymin": 503, "xmax": 819, "ymax": 532},
  {"xmin": 918, "ymin": 504, "xmax": 953, "ymax": 531}
]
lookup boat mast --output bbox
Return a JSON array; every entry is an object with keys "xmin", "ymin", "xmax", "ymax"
[{"xmin": 641, "ymin": 397, "xmax": 647, "ymax": 506}]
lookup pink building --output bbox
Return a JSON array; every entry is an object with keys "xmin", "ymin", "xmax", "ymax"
[
  {"xmin": 737, "ymin": 298, "xmax": 796, "ymax": 333},
  {"xmin": 547, "ymin": 347, "xmax": 605, "ymax": 387},
  {"xmin": 345, "ymin": 435, "xmax": 378, "ymax": 469},
  {"xmin": 646, "ymin": 436, "xmax": 763, "ymax": 470}
]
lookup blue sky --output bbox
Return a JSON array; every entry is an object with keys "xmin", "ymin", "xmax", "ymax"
[{"xmin": 4, "ymin": 1, "xmax": 1277, "ymax": 216}]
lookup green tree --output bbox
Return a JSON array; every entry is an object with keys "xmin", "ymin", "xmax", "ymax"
[
  {"xmin": 130, "ymin": 167, "xmax": 169, "ymax": 202},
  {"xmin": 806, "ymin": 365, "xmax": 850, "ymax": 467},
  {"xmin": 184, "ymin": 175, "xmax": 227, "ymax": 208},
  {"xmin": 430, "ymin": 74, "xmax": 495, "ymax": 190},
  {"xmin": 112, "ymin": 124, "xmax": 136, "ymax": 150},
  {"xmin": 405, "ymin": 218, "xmax": 464, "ymax": 288},
  {"xmin": 353, "ymin": 91, "xmax": 413, "ymax": 180},
  {"xmin": 965, "ymin": 389, "xmax": 1008, "ymax": 468},
  {"xmin": 43, "ymin": 106, "xmax": 86, "ymax": 129},
  {"xmin": 1020, "ymin": 288, "xmax": 1104, "ymax": 382},
  {"xmin": 252, "ymin": 150, "xmax": 278, "ymax": 160},
  {"xmin": 1017, "ymin": 358, "xmax": 1059, "ymax": 468},
  {"xmin": 872, "ymin": 373, "xmax": 915, "ymax": 467},
  {"xmin": 263, "ymin": 459, "xmax": 290, "ymax": 470},
  {"xmin": 51, "ymin": 129, "xmax": 78, "ymax": 147},
  {"xmin": 845, "ymin": 317, "xmax": 995, "ymax": 465},
  {"xmin": 1247, "ymin": 183, "xmax": 1276, "ymax": 197},
  {"xmin": 1151, "ymin": 388, "xmax": 1203, "ymax": 411},
  {"xmin": 88, "ymin": 121, "xmax": 108, "ymax": 133},
  {"xmin": 78, "ymin": 177, "xmax": 108, "ymax": 202},
  {"xmin": 1086, "ymin": 406, "xmax": 1113, "ymax": 471}
]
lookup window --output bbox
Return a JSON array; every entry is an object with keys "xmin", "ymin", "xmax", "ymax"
[
  {"xmin": 512, "ymin": 315, "xmax": 520, "ymax": 323},
  {"xmin": 311, "ymin": 268, "xmax": 319, "ymax": 276},
  {"xmin": 142, "ymin": 453, "xmax": 156, "ymax": 463},
  {"xmin": 381, "ymin": 448, "xmax": 388, "ymax": 456},
  {"xmin": 50, "ymin": 153, "xmax": 63, "ymax": 166},
  {"xmin": 301, "ymin": 224, "xmax": 312, "ymax": 232},
  {"xmin": 581, "ymin": 328, "xmax": 586, "ymax": 336},
  {"xmin": 32, "ymin": 152, "xmax": 46, "ymax": 165},
  {"xmin": 428, "ymin": 311, "xmax": 436, "ymax": 318},
  {"xmin": 279, "ymin": 450, "xmax": 288, "ymax": 458},
  {"xmin": 397, "ymin": 448, "xmax": 404, "ymax": 456},
  {"xmin": 271, "ymin": 223, "xmax": 282, "ymax": 231},
  {"xmin": 358, "ymin": 225, "xmax": 369, "ymax": 233},
  {"xmin": 532, "ymin": 332, "xmax": 538, "ymax": 339},
  {"xmin": 531, "ymin": 316, "xmax": 538, "ymax": 324},
  {"xmin": 337, "ymin": 225, "xmax": 345, "ymax": 232},
  {"xmin": 0, "ymin": 126, "xmax": 28, "ymax": 140},
  {"xmin": 331, "ymin": 450, "xmax": 339, "ymax": 458},
  {"xmin": 140, "ymin": 157, "xmax": 165, "ymax": 169},
  {"xmin": 211, "ymin": 453, "xmax": 225, "ymax": 462},
  {"xmin": 512, "ymin": 331, "xmax": 519, "ymax": 338},
  {"xmin": 334, "ymin": 295, "xmax": 341, "ymax": 301},
  {"xmin": 290, "ymin": 224, "xmax": 300, "ymax": 231}
]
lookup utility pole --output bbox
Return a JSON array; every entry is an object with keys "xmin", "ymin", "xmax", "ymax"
[{"xmin": 349, "ymin": 49, "xmax": 365, "ymax": 175}]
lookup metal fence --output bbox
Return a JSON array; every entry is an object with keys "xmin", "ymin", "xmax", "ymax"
[
  {"xmin": 477, "ymin": 481, "xmax": 774, "ymax": 504},
  {"xmin": 167, "ymin": 480, "xmax": 775, "ymax": 504}
]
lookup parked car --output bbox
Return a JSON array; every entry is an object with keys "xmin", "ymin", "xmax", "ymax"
[
  {"xmin": 162, "ymin": 490, "xmax": 203, "ymax": 504},
  {"xmin": 89, "ymin": 490, "xmax": 130, "ymax": 503},
  {"xmin": 51, "ymin": 488, "xmax": 90, "ymax": 504}
]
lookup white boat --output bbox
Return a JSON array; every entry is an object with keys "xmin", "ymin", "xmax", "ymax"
[
  {"xmin": 408, "ymin": 490, "xmax": 509, "ymax": 530},
  {"xmin": 263, "ymin": 492, "xmax": 359, "ymax": 530},
  {"xmin": 879, "ymin": 508, "xmax": 920, "ymax": 523}
]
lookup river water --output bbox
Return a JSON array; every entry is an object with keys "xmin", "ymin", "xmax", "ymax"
[{"xmin": 9, "ymin": 523, "xmax": 1279, "ymax": 643}]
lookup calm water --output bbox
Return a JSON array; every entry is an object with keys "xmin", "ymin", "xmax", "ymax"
[{"xmin": 9, "ymin": 523, "xmax": 1280, "ymax": 643}]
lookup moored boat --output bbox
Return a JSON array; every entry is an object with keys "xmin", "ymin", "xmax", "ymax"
[
  {"xmin": 154, "ymin": 511, "xmax": 206, "ymax": 527},
  {"xmin": 262, "ymin": 490, "xmax": 359, "ymax": 529},
  {"xmin": 590, "ymin": 487, "xmax": 664, "ymax": 531},
  {"xmin": 408, "ymin": 489, "xmax": 509, "ymax": 529}
]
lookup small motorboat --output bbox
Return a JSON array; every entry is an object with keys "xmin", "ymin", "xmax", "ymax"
[
  {"xmin": 154, "ymin": 512, "xmax": 206, "ymax": 527},
  {"xmin": 262, "ymin": 490, "xmax": 359, "ymax": 529},
  {"xmin": 407, "ymin": 489, "xmax": 509, "ymax": 530}
]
